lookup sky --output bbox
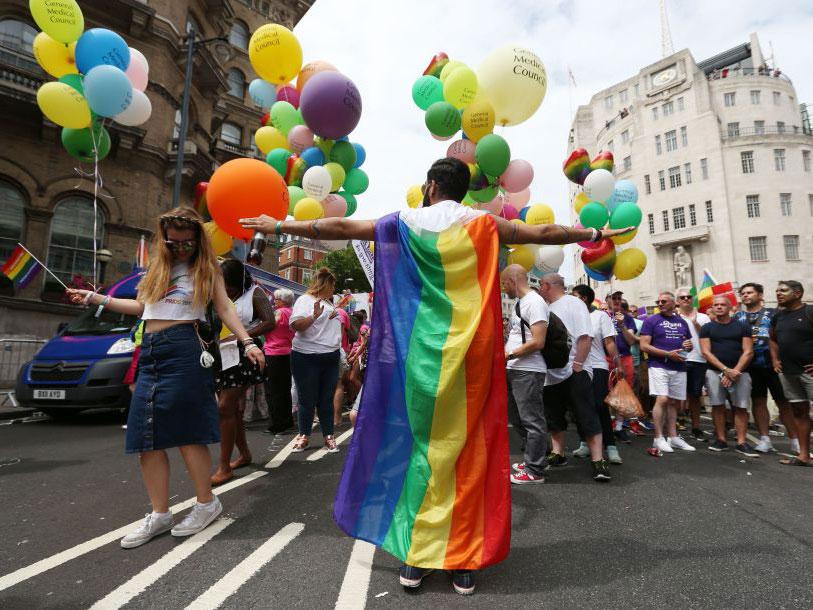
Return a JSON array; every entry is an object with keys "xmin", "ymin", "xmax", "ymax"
[{"xmin": 294, "ymin": 0, "xmax": 813, "ymax": 276}]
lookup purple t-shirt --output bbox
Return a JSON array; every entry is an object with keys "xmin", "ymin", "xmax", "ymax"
[
  {"xmin": 610, "ymin": 311, "xmax": 638, "ymax": 356},
  {"xmin": 640, "ymin": 313, "xmax": 691, "ymax": 371}
]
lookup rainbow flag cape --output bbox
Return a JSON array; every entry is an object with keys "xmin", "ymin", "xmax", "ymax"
[
  {"xmin": 334, "ymin": 207, "xmax": 510, "ymax": 570},
  {"xmin": 1, "ymin": 245, "xmax": 41, "ymax": 289}
]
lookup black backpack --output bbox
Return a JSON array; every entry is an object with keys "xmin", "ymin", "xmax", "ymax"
[{"xmin": 515, "ymin": 302, "xmax": 571, "ymax": 369}]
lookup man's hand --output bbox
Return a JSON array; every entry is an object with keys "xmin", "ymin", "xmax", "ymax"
[
  {"xmin": 773, "ymin": 360, "xmax": 783, "ymax": 374},
  {"xmin": 721, "ymin": 374, "xmax": 733, "ymax": 388},
  {"xmin": 604, "ymin": 226, "xmax": 637, "ymax": 239},
  {"xmin": 240, "ymin": 214, "xmax": 278, "ymax": 234},
  {"xmin": 682, "ymin": 339, "xmax": 693, "ymax": 351},
  {"xmin": 724, "ymin": 368, "xmax": 741, "ymax": 381},
  {"xmin": 667, "ymin": 349, "xmax": 686, "ymax": 362}
]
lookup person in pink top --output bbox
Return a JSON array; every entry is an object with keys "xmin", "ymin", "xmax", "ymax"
[
  {"xmin": 264, "ymin": 288, "xmax": 296, "ymax": 433},
  {"xmin": 332, "ymin": 304, "xmax": 353, "ymax": 426}
]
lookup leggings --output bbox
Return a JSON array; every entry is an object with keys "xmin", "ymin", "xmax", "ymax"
[{"xmin": 290, "ymin": 350, "xmax": 340, "ymax": 436}]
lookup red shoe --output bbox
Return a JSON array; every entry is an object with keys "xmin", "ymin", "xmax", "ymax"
[
  {"xmin": 510, "ymin": 470, "xmax": 545, "ymax": 484},
  {"xmin": 629, "ymin": 420, "xmax": 645, "ymax": 435},
  {"xmin": 511, "ymin": 462, "xmax": 525, "ymax": 472}
]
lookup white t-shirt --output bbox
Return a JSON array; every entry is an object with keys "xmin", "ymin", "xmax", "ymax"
[
  {"xmin": 546, "ymin": 294, "xmax": 594, "ymax": 386},
  {"xmin": 587, "ymin": 309, "xmax": 617, "ymax": 371},
  {"xmin": 399, "ymin": 199, "xmax": 484, "ymax": 233},
  {"xmin": 680, "ymin": 311, "xmax": 711, "ymax": 363},
  {"xmin": 290, "ymin": 293, "xmax": 342, "ymax": 354},
  {"xmin": 505, "ymin": 291, "xmax": 549, "ymax": 373}
]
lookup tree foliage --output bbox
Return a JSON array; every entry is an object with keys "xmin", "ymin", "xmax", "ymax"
[{"xmin": 315, "ymin": 245, "xmax": 372, "ymax": 293}]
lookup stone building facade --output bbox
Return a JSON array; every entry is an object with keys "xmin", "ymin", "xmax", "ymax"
[{"xmin": 0, "ymin": 0, "xmax": 310, "ymax": 337}]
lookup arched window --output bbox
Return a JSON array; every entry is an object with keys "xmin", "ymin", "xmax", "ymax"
[
  {"xmin": 0, "ymin": 19, "xmax": 36, "ymax": 55},
  {"xmin": 226, "ymin": 68, "xmax": 245, "ymax": 98},
  {"xmin": 0, "ymin": 180, "xmax": 26, "ymax": 263},
  {"xmin": 229, "ymin": 20, "xmax": 249, "ymax": 50},
  {"xmin": 46, "ymin": 197, "xmax": 105, "ymax": 289},
  {"xmin": 220, "ymin": 122, "xmax": 242, "ymax": 146}
]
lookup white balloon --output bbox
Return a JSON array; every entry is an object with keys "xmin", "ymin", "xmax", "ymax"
[
  {"xmin": 129, "ymin": 47, "xmax": 149, "ymax": 75},
  {"xmin": 302, "ymin": 165, "xmax": 332, "ymax": 201},
  {"xmin": 583, "ymin": 169, "xmax": 615, "ymax": 203},
  {"xmin": 114, "ymin": 89, "xmax": 152, "ymax": 126},
  {"xmin": 534, "ymin": 245, "xmax": 565, "ymax": 273}
]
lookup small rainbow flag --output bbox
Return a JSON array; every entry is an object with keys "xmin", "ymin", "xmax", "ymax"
[
  {"xmin": 1, "ymin": 245, "xmax": 42, "ymax": 289},
  {"xmin": 334, "ymin": 210, "xmax": 510, "ymax": 570},
  {"xmin": 135, "ymin": 235, "xmax": 149, "ymax": 270},
  {"xmin": 698, "ymin": 281, "xmax": 737, "ymax": 313}
]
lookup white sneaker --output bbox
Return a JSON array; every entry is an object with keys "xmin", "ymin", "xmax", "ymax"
[
  {"xmin": 171, "ymin": 496, "xmax": 222, "ymax": 537},
  {"xmin": 606, "ymin": 445, "xmax": 623, "ymax": 464},
  {"xmin": 120, "ymin": 512, "xmax": 173, "ymax": 549},
  {"xmin": 668, "ymin": 436, "xmax": 696, "ymax": 452},
  {"xmin": 754, "ymin": 439, "xmax": 774, "ymax": 453},
  {"xmin": 654, "ymin": 437, "xmax": 673, "ymax": 453},
  {"xmin": 572, "ymin": 442, "xmax": 590, "ymax": 458}
]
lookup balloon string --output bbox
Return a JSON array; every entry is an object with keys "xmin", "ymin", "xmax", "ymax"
[{"xmin": 90, "ymin": 121, "xmax": 101, "ymax": 291}]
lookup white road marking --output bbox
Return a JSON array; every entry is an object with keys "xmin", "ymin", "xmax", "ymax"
[
  {"xmin": 87, "ymin": 518, "xmax": 234, "ymax": 610},
  {"xmin": 307, "ymin": 428, "xmax": 354, "ymax": 462},
  {"xmin": 335, "ymin": 540, "xmax": 376, "ymax": 610},
  {"xmin": 185, "ymin": 522, "xmax": 304, "ymax": 610},
  {"xmin": 264, "ymin": 436, "xmax": 298, "ymax": 469}
]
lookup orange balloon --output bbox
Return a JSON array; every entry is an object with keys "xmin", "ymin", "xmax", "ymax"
[
  {"xmin": 206, "ymin": 158, "xmax": 289, "ymax": 241},
  {"xmin": 296, "ymin": 60, "xmax": 337, "ymax": 91}
]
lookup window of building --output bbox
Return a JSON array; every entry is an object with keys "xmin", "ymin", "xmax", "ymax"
[
  {"xmin": 677, "ymin": 96, "xmax": 684, "ymax": 111},
  {"xmin": 623, "ymin": 156, "xmax": 631, "ymax": 171},
  {"xmin": 46, "ymin": 197, "xmax": 105, "ymax": 289},
  {"xmin": 684, "ymin": 162, "xmax": 692, "ymax": 184},
  {"xmin": 229, "ymin": 20, "xmax": 250, "ymax": 50},
  {"xmin": 303, "ymin": 249, "xmax": 313, "ymax": 261},
  {"xmin": 0, "ymin": 180, "xmax": 25, "ymax": 263},
  {"xmin": 783, "ymin": 235, "xmax": 800, "ymax": 261},
  {"xmin": 668, "ymin": 166, "xmax": 681, "ymax": 188},
  {"xmin": 780, "ymin": 193, "xmax": 792, "ymax": 216},
  {"xmin": 647, "ymin": 213, "xmax": 655, "ymax": 234},
  {"xmin": 774, "ymin": 148, "xmax": 786, "ymax": 171},
  {"xmin": 741, "ymin": 151, "xmax": 755, "ymax": 174},
  {"xmin": 604, "ymin": 95, "xmax": 613, "ymax": 110},
  {"xmin": 302, "ymin": 270, "xmax": 313, "ymax": 284},
  {"xmin": 773, "ymin": 91, "xmax": 781, "ymax": 105},
  {"xmin": 644, "ymin": 174, "xmax": 651, "ymax": 194},
  {"xmin": 606, "ymin": 139, "xmax": 614, "ymax": 151},
  {"xmin": 634, "ymin": 83, "xmax": 640, "ymax": 97},
  {"xmin": 226, "ymin": 68, "xmax": 245, "ymax": 98},
  {"xmin": 619, "ymin": 89, "xmax": 628, "ymax": 103},
  {"xmin": 665, "ymin": 130, "xmax": 677, "ymax": 151},
  {"xmin": 221, "ymin": 122, "xmax": 242, "ymax": 146},
  {"xmin": 700, "ymin": 157, "xmax": 709, "ymax": 179},
  {"xmin": 655, "ymin": 135, "xmax": 662, "ymax": 155},
  {"xmin": 662, "ymin": 210, "xmax": 669, "ymax": 232},
  {"xmin": 705, "ymin": 200, "xmax": 714, "ymax": 222},
  {"xmin": 680, "ymin": 126, "xmax": 688, "ymax": 147},
  {"xmin": 689, "ymin": 203, "xmax": 697, "ymax": 226},
  {"xmin": 777, "ymin": 121, "xmax": 785, "ymax": 134},
  {"xmin": 750, "ymin": 90, "xmax": 761, "ymax": 105},
  {"xmin": 727, "ymin": 122, "xmax": 740, "ymax": 137},
  {"xmin": 0, "ymin": 18, "xmax": 36, "ymax": 55},
  {"xmin": 803, "ymin": 150, "xmax": 811, "ymax": 172},
  {"xmin": 662, "ymin": 101, "xmax": 674, "ymax": 116},
  {"xmin": 673, "ymin": 207, "xmax": 686, "ymax": 229},
  {"xmin": 658, "ymin": 170, "xmax": 666, "ymax": 191},
  {"xmin": 746, "ymin": 194, "xmax": 760, "ymax": 218},
  {"xmin": 724, "ymin": 92, "xmax": 736, "ymax": 107},
  {"xmin": 621, "ymin": 129, "xmax": 630, "ymax": 144},
  {"xmin": 754, "ymin": 120, "xmax": 765, "ymax": 134},
  {"xmin": 652, "ymin": 106, "xmax": 658, "ymax": 120},
  {"xmin": 749, "ymin": 236, "xmax": 768, "ymax": 262}
]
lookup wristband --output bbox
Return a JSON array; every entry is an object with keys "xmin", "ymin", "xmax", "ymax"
[
  {"xmin": 507, "ymin": 353, "xmax": 517, "ymax": 361},
  {"xmin": 595, "ymin": 229, "xmax": 603, "ymax": 242},
  {"xmin": 241, "ymin": 337, "xmax": 254, "ymax": 345},
  {"xmin": 589, "ymin": 228, "xmax": 598, "ymax": 242},
  {"xmin": 274, "ymin": 221, "xmax": 283, "ymax": 236},
  {"xmin": 245, "ymin": 343, "xmax": 261, "ymax": 353},
  {"xmin": 94, "ymin": 295, "xmax": 110, "ymax": 318}
]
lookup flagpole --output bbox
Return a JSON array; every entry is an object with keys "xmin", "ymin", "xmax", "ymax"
[{"xmin": 15, "ymin": 242, "xmax": 74, "ymax": 291}]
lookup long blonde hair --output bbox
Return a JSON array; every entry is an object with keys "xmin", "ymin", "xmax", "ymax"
[
  {"xmin": 307, "ymin": 267, "xmax": 336, "ymax": 299},
  {"xmin": 137, "ymin": 206, "xmax": 219, "ymax": 309}
]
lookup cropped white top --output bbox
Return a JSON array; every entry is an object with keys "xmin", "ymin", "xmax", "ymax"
[{"xmin": 142, "ymin": 263, "xmax": 206, "ymax": 321}]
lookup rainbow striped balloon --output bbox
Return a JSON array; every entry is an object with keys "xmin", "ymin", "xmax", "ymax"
[{"xmin": 334, "ymin": 210, "xmax": 510, "ymax": 570}]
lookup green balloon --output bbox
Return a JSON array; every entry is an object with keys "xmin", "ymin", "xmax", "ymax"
[
  {"xmin": 411, "ymin": 75, "xmax": 444, "ymax": 110},
  {"xmin": 461, "ymin": 192, "xmax": 477, "ymax": 206},
  {"xmin": 579, "ymin": 202, "xmax": 609, "ymax": 229},
  {"xmin": 59, "ymin": 73, "xmax": 84, "ymax": 94},
  {"xmin": 343, "ymin": 168, "xmax": 369, "ymax": 195},
  {"xmin": 61, "ymin": 124, "xmax": 111, "ymax": 162},
  {"xmin": 475, "ymin": 134, "xmax": 511, "ymax": 177},
  {"xmin": 329, "ymin": 141, "xmax": 357, "ymax": 172},
  {"xmin": 270, "ymin": 101, "xmax": 300, "ymax": 136},
  {"xmin": 425, "ymin": 101, "xmax": 461, "ymax": 137},
  {"xmin": 469, "ymin": 185, "xmax": 498, "ymax": 203},
  {"xmin": 340, "ymin": 191, "xmax": 357, "ymax": 216},
  {"xmin": 266, "ymin": 148, "xmax": 292, "ymax": 176},
  {"xmin": 288, "ymin": 185, "xmax": 306, "ymax": 215},
  {"xmin": 609, "ymin": 201, "xmax": 643, "ymax": 229}
]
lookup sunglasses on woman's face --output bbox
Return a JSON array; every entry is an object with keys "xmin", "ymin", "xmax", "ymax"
[{"xmin": 164, "ymin": 239, "xmax": 197, "ymax": 252}]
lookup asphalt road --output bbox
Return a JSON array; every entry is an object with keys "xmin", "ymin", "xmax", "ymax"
[{"xmin": 0, "ymin": 409, "xmax": 811, "ymax": 609}]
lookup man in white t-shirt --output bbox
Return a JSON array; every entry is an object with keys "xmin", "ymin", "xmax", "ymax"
[
  {"xmin": 501, "ymin": 265, "xmax": 549, "ymax": 484},
  {"xmin": 538, "ymin": 273, "xmax": 610, "ymax": 482},
  {"xmin": 677, "ymin": 288, "xmax": 711, "ymax": 442}
]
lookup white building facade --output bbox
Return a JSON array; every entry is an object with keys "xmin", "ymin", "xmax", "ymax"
[{"xmin": 569, "ymin": 34, "xmax": 813, "ymax": 308}]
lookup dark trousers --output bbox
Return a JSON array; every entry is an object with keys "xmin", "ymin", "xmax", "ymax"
[
  {"xmin": 592, "ymin": 368, "xmax": 615, "ymax": 448},
  {"xmin": 264, "ymin": 354, "xmax": 293, "ymax": 433},
  {"xmin": 506, "ymin": 369, "xmax": 548, "ymax": 476},
  {"xmin": 290, "ymin": 350, "xmax": 340, "ymax": 436}
]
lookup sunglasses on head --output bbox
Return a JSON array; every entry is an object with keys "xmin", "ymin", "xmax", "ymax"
[{"xmin": 164, "ymin": 239, "xmax": 197, "ymax": 252}]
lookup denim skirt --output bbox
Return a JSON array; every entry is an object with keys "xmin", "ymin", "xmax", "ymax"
[{"xmin": 125, "ymin": 323, "xmax": 220, "ymax": 454}]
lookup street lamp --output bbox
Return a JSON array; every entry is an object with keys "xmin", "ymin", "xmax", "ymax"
[{"xmin": 96, "ymin": 248, "xmax": 113, "ymax": 284}]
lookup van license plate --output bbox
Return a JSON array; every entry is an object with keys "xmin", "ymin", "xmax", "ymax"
[{"xmin": 33, "ymin": 389, "xmax": 66, "ymax": 400}]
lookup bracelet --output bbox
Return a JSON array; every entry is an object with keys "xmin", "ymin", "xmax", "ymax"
[
  {"xmin": 94, "ymin": 295, "xmax": 110, "ymax": 318},
  {"xmin": 241, "ymin": 337, "xmax": 254, "ymax": 345},
  {"xmin": 574, "ymin": 361, "xmax": 584, "ymax": 366},
  {"xmin": 274, "ymin": 221, "xmax": 283, "ymax": 236},
  {"xmin": 589, "ymin": 228, "xmax": 598, "ymax": 242},
  {"xmin": 245, "ymin": 343, "xmax": 261, "ymax": 353}
]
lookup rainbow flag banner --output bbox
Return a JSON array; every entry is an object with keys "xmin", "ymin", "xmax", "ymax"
[
  {"xmin": 698, "ymin": 281, "xmax": 737, "ymax": 313},
  {"xmin": 1, "ymin": 245, "xmax": 42, "ymax": 289},
  {"xmin": 334, "ymin": 206, "xmax": 510, "ymax": 570}
]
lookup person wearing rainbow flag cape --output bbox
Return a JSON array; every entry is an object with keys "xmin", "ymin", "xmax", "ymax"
[{"xmin": 241, "ymin": 158, "xmax": 633, "ymax": 596}]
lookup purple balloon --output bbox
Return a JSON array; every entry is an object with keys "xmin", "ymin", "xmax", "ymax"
[{"xmin": 299, "ymin": 71, "xmax": 362, "ymax": 140}]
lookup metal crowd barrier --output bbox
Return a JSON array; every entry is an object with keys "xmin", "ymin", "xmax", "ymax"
[{"xmin": 0, "ymin": 338, "xmax": 46, "ymax": 389}]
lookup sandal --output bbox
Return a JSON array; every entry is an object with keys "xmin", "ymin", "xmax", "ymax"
[
  {"xmin": 292, "ymin": 435, "xmax": 309, "ymax": 453},
  {"xmin": 780, "ymin": 457, "xmax": 812, "ymax": 467},
  {"xmin": 324, "ymin": 435, "xmax": 339, "ymax": 453}
]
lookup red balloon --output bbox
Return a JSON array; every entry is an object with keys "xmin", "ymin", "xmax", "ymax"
[{"xmin": 260, "ymin": 112, "xmax": 270, "ymax": 127}]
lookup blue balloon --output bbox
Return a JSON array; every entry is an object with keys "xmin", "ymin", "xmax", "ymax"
[
  {"xmin": 606, "ymin": 179, "xmax": 639, "ymax": 213},
  {"xmin": 584, "ymin": 265, "xmax": 612, "ymax": 282},
  {"xmin": 338, "ymin": 136, "xmax": 349, "ymax": 142},
  {"xmin": 248, "ymin": 79, "xmax": 277, "ymax": 108},
  {"xmin": 84, "ymin": 65, "xmax": 133, "ymax": 118},
  {"xmin": 75, "ymin": 28, "xmax": 130, "ymax": 74},
  {"xmin": 352, "ymin": 143, "xmax": 366, "ymax": 168},
  {"xmin": 518, "ymin": 206, "xmax": 530, "ymax": 222},
  {"xmin": 300, "ymin": 146, "xmax": 325, "ymax": 167}
]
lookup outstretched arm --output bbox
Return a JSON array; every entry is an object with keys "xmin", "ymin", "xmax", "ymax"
[
  {"xmin": 493, "ymin": 216, "xmax": 634, "ymax": 245},
  {"xmin": 241, "ymin": 215, "xmax": 376, "ymax": 241}
]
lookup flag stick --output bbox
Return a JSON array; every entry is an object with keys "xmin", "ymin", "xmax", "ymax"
[{"xmin": 14, "ymin": 242, "xmax": 87, "ymax": 292}]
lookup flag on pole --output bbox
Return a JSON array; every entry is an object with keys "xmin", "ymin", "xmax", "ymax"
[
  {"xmin": 690, "ymin": 269, "xmax": 716, "ymax": 308},
  {"xmin": 1, "ymin": 245, "xmax": 42, "ymax": 289},
  {"xmin": 135, "ymin": 235, "xmax": 149, "ymax": 270}
]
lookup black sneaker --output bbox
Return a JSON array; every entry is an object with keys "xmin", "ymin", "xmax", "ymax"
[
  {"xmin": 708, "ymin": 439, "xmax": 729, "ymax": 452},
  {"xmin": 735, "ymin": 443, "xmax": 760, "ymax": 458},
  {"xmin": 546, "ymin": 452, "xmax": 568, "ymax": 467},
  {"xmin": 692, "ymin": 428, "xmax": 707, "ymax": 442},
  {"xmin": 451, "ymin": 570, "xmax": 475, "ymax": 595},
  {"xmin": 400, "ymin": 564, "xmax": 432, "ymax": 589},
  {"xmin": 592, "ymin": 459, "xmax": 612, "ymax": 482},
  {"xmin": 614, "ymin": 429, "xmax": 633, "ymax": 444}
]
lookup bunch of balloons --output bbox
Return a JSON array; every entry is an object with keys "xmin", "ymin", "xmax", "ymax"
[
  {"xmin": 30, "ymin": 0, "xmax": 152, "ymax": 163},
  {"xmin": 563, "ymin": 148, "xmax": 647, "ymax": 281}
]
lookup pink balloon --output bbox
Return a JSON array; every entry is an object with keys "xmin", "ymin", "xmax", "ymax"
[
  {"xmin": 478, "ymin": 193, "xmax": 504, "ymax": 215},
  {"xmin": 432, "ymin": 133, "xmax": 453, "ymax": 142},
  {"xmin": 575, "ymin": 221, "xmax": 600, "ymax": 248},
  {"xmin": 276, "ymin": 85, "xmax": 300, "ymax": 108},
  {"xmin": 500, "ymin": 203, "xmax": 519, "ymax": 221},
  {"xmin": 287, "ymin": 125, "xmax": 314, "ymax": 154},
  {"xmin": 500, "ymin": 159, "xmax": 534, "ymax": 193},
  {"xmin": 125, "ymin": 47, "xmax": 148, "ymax": 92},
  {"xmin": 506, "ymin": 188, "xmax": 531, "ymax": 210},
  {"xmin": 447, "ymin": 139, "xmax": 475, "ymax": 164},
  {"xmin": 322, "ymin": 193, "xmax": 347, "ymax": 218}
]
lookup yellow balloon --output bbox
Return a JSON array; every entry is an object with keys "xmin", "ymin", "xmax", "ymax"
[
  {"xmin": 525, "ymin": 203, "xmax": 555, "ymax": 226},
  {"xmin": 255, "ymin": 126, "xmax": 288, "ymax": 155},
  {"xmin": 507, "ymin": 245, "xmax": 535, "ymax": 272},
  {"xmin": 36, "ymin": 81, "xmax": 90, "ymax": 128},
  {"xmin": 406, "ymin": 184, "xmax": 423, "ymax": 208},
  {"xmin": 249, "ymin": 24, "xmax": 303, "ymax": 85},
  {"xmin": 33, "ymin": 33, "xmax": 78, "ymax": 78},
  {"xmin": 439, "ymin": 60, "xmax": 465, "ymax": 83},
  {"xmin": 574, "ymin": 192, "xmax": 590, "ymax": 214},
  {"xmin": 324, "ymin": 162, "xmax": 346, "ymax": 192},
  {"xmin": 204, "ymin": 221, "xmax": 232, "ymax": 256},
  {"xmin": 30, "ymin": 0, "xmax": 84, "ymax": 43},
  {"xmin": 613, "ymin": 247, "xmax": 647, "ymax": 280},
  {"xmin": 461, "ymin": 98, "xmax": 495, "ymax": 143},
  {"xmin": 611, "ymin": 227, "xmax": 638, "ymax": 246},
  {"xmin": 477, "ymin": 45, "xmax": 547, "ymax": 126},
  {"xmin": 443, "ymin": 66, "xmax": 478, "ymax": 109},
  {"xmin": 293, "ymin": 197, "xmax": 324, "ymax": 221}
]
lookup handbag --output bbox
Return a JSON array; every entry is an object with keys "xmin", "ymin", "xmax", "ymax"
[{"xmin": 604, "ymin": 370, "xmax": 645, "ymax": 419}]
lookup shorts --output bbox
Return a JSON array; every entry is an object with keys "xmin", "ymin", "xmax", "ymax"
[
  {"xmin": 648, "ymin": 367, "xmax": 687, "ymax": 401},
  {"xmin": 749, "ymin": 367, "xmax": 786, "ymax": 401},
  {"xmin": 685, "ymin": 361, "xmax": 708, "ymax": 398},
  {"xmin": 543, "ymin": 370, "xmax": 601, "ymax": 437},
  {"xmin": 778, "ymin": 372, "xmax": 813, "ymax": 403},
  {"xmin": 705, "ymin": 370, "xmax": 752, "ymax": 409}
]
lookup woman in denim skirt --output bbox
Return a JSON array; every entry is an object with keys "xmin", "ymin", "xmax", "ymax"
[{"xmin": 67, "ymin": 207, "xmax": 265, "ymax": 549}]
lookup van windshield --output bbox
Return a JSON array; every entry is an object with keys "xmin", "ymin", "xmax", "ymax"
[{"xmin": 63, "ymin": 308, "xmax": 139, "ymax": 336}]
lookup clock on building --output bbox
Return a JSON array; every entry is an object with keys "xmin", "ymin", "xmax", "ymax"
[{"xmin": 652, "ymin": 66, "xmax": 677, "ymax": 87}]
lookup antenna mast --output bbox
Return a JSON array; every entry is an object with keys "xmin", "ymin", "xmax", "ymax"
[{"xmin": 660, "ymin": 0, "xmax": 674, "ymax": 57}]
